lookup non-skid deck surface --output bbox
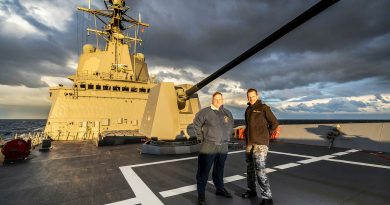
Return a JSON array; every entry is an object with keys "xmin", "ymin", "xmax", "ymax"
[{"xmin": 0, "ymin": 141, "xmax": 389, "ymax": 205}]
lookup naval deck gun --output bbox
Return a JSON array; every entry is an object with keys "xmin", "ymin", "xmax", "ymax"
[{"xmin": 139, "ymin": 0, "xmax": 339, "ymax": 154}]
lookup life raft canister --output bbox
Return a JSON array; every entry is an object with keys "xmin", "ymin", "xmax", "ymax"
[{"xmin": 1, "ymin": 139, "xmax": 31, "ymax": 161}]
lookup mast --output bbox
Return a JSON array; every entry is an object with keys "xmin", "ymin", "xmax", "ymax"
[{"xmin": 77, "ymin": 0, "xmax": 149, "ymax": 50}]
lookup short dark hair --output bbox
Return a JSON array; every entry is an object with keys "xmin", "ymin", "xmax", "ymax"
[
  {"xmin": 247, "ymin": 88, "xmax": 258, "ymax": 95},
  {"xmin": 212, "ymin": 91, "xmax": 222, "ymax": 98}
]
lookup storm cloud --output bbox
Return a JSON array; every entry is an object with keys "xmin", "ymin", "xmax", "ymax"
[
  {"xmin": 135, "ymin": 0, "xmax": 390, "ymax": 91},
  {"xmin": 0, "ymin": 0, "xmax": 389, "ymax": 118}
]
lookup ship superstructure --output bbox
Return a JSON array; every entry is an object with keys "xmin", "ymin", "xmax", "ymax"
[{"xmin": 44, "ymin": 0, "xmax": 154, "ymax": 143}]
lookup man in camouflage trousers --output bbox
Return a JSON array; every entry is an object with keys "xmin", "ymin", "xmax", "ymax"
[{"xmin": 241, "ymin": 88, "xmax": 279, "ymax": 205}]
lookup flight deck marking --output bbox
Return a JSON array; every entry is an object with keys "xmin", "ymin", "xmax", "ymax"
[
  {"xmin": 244, "ymin": 168, "xmax": 276, "ymax": 175},
  {"xmin": 332, "ymin": 152, "xmax": 349, "ymax": 156},
  {"xmin": 298, "ymin": 155, "xmax": 335, "ymax": 164},
  {"xmin": 325, "ymin": 158, "xmax": 390, "ymax": 169},
  {"xmin": 268, "ymin": 150, "xmax": 313, "ymax": 158},
  {"xmin": 160, "ymin": 171, "xmax": 275, "ymax": 198},
  {"xmin": 156, "ymin": 149, "xmax": 390, "ymax": 199},
  {"xmin": 106, "ymin": 197, "xmax": 141, "ymax": 205},
  {"xmin": 159, "ymin": 184, "xmax": 196, "ymax": 198},
  {"xmin": 160, "ymin": 175, "xmax": 245, "ymax": 198},
  {"xmin": 111, "ymin": 149, "xmax": 390, "ymax": 204},
  {"xmin": 207, "ymin": 175, "xmax": 246, "ymax": 185},
  {"xmin": 110, "ymin": 151, "xmax": 245, "ymax": 204},
  {"xmin": 265, "ymin": 168, "xmax": 277, "ymax": 173},
  {"xmin": 117, "ymin": 166, "xmax": 164, "ymax": 205},
  {"xmin": 274, "ymin": 163, "xmax": 301, "ymax": 169}
]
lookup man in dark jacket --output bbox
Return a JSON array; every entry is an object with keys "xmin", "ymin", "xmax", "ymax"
[
  {"xmin": 241, "ymin": 88, "xmax": 279, "ymax": 205},
  {"xmin": 193, "ymin": 92, "xmax": 234, "ymax": 205}
]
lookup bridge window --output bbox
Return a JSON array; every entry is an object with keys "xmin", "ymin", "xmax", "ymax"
[
  {"xmin": 80, "ymin": 84, "xmax": 86, "ymax": 89},
  {"xmin": 140, "ymin": 88, "xmax": 146, "ymax": 93},
  {"xmin": 96, "ymin": 85, "xmax": 101, "ymax": 90},
  {"xmin": 113, "ymin": 86, "xmax": 120, "ymax": 91},
  {"xmin": 122, "ymin": 87, "xmax": 129, "ymax": 91},
  {"xmin": 131, "ymin": 87, "xmax": 138, "ymax": 92},
  {"xmin": 103, "ymin": 85, "xmax": 111, "ymax": 90},
  {"xmin": 88, "ymin": 84, "xmax": 94, "ymax": 89}
]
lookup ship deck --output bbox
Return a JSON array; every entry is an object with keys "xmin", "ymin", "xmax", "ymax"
[{"xmin": 1, "ymin": 141, "xmax": 389, "ymax": 205}]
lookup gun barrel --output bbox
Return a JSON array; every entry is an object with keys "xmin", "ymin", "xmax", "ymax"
[{"xmin": 185, "ymin": 0, "xmax": 339, "ymax": 97}]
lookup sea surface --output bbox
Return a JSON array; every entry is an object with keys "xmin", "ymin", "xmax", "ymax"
[
  {"xmin": 1, "ymin": 119, "xmax": 389, "ymax": 140},
  {"xmin": 0, "ymin": 119, "xmax": 46, "ymax": 140}
]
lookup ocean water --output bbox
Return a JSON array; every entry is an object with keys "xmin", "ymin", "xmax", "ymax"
[{"xmin": 0, "ymin": 119, "xmax": 47, "ymax": 140}]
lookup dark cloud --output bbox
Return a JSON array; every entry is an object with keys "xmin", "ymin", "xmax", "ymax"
[
  {"xmin": 284, "ymin": 98, "xmax": 368, "ymax": 113},
  {"xmin": 264, "ymin": 77, "xmax": 390, "ymax": 102},
  {"xmin": 0, "ymin": 0, "xmax": 389, "ymax": 118},
  {"xmin": 0, "ymin": 0, "xmax": 87, "ymax": 87},
  {"xmin": 160, "ymin": 69, "xmax": 201, "ymax": 83},
  {"xmin": 375, "ymin": 94, "xmax": 390, "ymax": 104},
  {"xmin": 0, "ymin": 35, "xmax": 74, "ymax": 87},
  {"xmin": 133, "ymin": 0, "xmax": 390, "ymax": 92}
]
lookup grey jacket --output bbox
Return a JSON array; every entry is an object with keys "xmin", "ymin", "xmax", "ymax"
[{"xmin": 193, "ymin": 105, "xmax": 234, "ymax": 145}]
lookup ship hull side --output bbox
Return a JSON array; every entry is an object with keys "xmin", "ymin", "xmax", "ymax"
[{"xmin": 44, "ymin": 87, "xmax": 150, "ymax": 142}]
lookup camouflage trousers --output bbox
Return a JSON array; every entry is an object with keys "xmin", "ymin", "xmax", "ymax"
[{"xmin": 246, "ymin": 144, "xmax": 272, "ymax": 199}]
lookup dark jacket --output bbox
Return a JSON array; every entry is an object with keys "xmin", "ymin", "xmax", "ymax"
[
  {"xmin": 193, "ymin": 105, "xmax": 234, "ymax": 145},
  {"xmin": 245, "ymin": 100, "xmax": 279, "ymax": 146}
]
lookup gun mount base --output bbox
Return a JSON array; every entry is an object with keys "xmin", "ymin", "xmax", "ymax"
[{"xmin": 141, "ymin": 139, "xmax": 200, "ymax": 155}]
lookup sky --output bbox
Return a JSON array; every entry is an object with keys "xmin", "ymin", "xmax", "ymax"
[{"xmin": 0, "ymin": 0, "xmax": 389, "ymax": 119}]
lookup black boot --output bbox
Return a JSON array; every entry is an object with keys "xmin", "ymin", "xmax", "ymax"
[
  {"xmin": 216, "ymin": 188, "xmax": 233, "ymax": 198},
  {"xmin": 260, "ymin": 198, "xmax": 273, "ymax": 205},
  {"xmin": 241, "ymin": 189, "xmax": 257, "ymax": 198},
  {"xmin": 198, "ymin": 195, "xmax": 206, "ymax": 205}
]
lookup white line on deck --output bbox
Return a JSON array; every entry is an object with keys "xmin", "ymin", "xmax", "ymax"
[
  {"xmin": 298, "ymin": 155, "xmax": 335, "ymax": 164},
  {"xmin": 207, "ymin": 175, "xmax": 246, "ymax": 185},
  {"xmin": 325, "ymin": 158, "xmax": 390, "ymax": 169},
  {"xmin": 159, "ymin": 184, "xmax": 197, "ymax": 198},
  {"xmin": 129, "ymin": 156, "xmax": 198, "ymax": 168},
  {"xmin": 160, "ymin": 175, "xmax": 246, "ymax": 198},
  {"xmin": 118, "ymin": 166, "xmax": 164, "ymax": 205},
  {"xmin": 268, "ymin": 150, "xmax": 313, "ymax": 158},
  {"xmin": 127, "ymin": 150, "xmax": 245, "ymax": 169},
  {"xmin": 106, "ymin": 197, "xmax": 141, "ymax": 205},
  {"xmin": 266, "ymin": 168, "xmax": 277, "ymax": 173},
  {"xmin": 345, "ymin": 149, "xmax": 360, "ymax": 153},
  {"xmin": 274, "ymin": 163, "xmax": 301, "ymax": 169},
  {"xmin": 332, "ymin": 152, "xmax": 349, "ymax": 156}
]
